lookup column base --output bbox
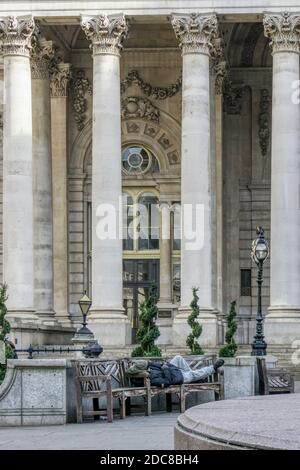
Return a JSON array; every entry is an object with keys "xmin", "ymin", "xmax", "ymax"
[
  {"xmin": 6, "ymin": 309, "xmax": 39, "ymax": 325},
  {"xmin": 88, "ymin": 308, "xmax": 131, "ymax": 347},
  {"xmin": 265, "ymin": 306, "xmax": 300, "ymax": 344},
  {"xmin": 157, "ymin": 301, "xmax": 177, "ymax": 346},
  {"xmin": 36, "ymin": 310, "xmax": 58, "ymax": 327},
  {"xmin": 55, "ymin": 313, "xmax": 74, "ymax": 328},
  {"xmin": 7, "ymin": 322, "xmax": 76, "ymax": 349},
  {"xmin": 173, "ymin": 307, "xmax": 218, "ymax": 348}
]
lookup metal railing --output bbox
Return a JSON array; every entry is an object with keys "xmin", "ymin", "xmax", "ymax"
[{"xmin": 14, "ymin": 342, "xmax": 103, "ymax": 359}]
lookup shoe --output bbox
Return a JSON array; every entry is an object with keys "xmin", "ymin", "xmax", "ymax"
[{"xmin": 213, "ymin": 359, "xmax": 225, "ymax": 371}]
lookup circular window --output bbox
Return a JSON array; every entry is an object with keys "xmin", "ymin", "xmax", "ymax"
[{"xmin": 122, "ymin": 146, "xmax": 151, "ymax": 175}]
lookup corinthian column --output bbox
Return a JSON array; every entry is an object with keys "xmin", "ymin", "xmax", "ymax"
[
  {"xmin": 263, "ymin": 12, "xmax": 300, "ymax": 344},
  {"xmin": 31, "ymin": 37, "xmax": 55, "ymax": 323},
  {"xmin": 50, "ymin": 62, "xmax": 72, "ymax": 324},
  {"xmin": 171, "ymin": 13, "xmax": 219, "ymax": 347},
  {"xmin": 81, "ymin": 14, "xmax": 130, "ymax": 346},
  {"xmin": 0, "ymin": 16, "xmax": 37, "ymax": 323}
]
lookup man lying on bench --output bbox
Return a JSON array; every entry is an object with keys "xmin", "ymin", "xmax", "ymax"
[{"xmin": 127, "ymin": 355, "xmax": 224, "ymax": 387}]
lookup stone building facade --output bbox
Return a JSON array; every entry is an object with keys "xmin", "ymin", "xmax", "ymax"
[{"xmin": 0, "ymin": 1, "xmax": 300, "ymax": 353}]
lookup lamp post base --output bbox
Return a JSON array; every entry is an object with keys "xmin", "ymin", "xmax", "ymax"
[{"xmin": 251, "ymin": 340, "xmax": 267, "ymax": 356}]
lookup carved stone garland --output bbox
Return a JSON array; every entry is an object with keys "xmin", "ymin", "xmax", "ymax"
[
  {"xmin": 71, "ymin": 69, "xmax": 92, "ymax": 130},
  {"xmin": 121, "ymin": 69, "xmax": 182, "ymax": 100},
  {"xmin": 223, "ymin": 81, "xmax": 246, "ymax": 115},
  {"xmin": 258, "ymin": 89, "xmax": 271, "ymax": 156}
]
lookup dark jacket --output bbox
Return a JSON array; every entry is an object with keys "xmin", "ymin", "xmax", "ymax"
[{"xmin": 148, "ymin": 362, "xmax": 184, "ymax": 387}]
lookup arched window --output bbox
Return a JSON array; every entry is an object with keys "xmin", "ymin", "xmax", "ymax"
[
  {"xmin": 122, "ymin": 145, "xmax": 160, "ymax": 175},
  {"xmin": 138, "ymin": 192, "xmax": 159, "ymax": 250}
]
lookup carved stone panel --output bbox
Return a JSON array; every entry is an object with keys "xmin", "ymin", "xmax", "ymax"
[{"xmin": 121, "ymin": 96, "xmax": 160, "ymax": 122}]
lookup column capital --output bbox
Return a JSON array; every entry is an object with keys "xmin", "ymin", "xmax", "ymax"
[
  {"xmin": 31, "ymin": 37, "xmax": 55, "ymax": 79},
  {"xmin": 50, "ymin": 62, "xmax": 72, "ymax": 98},
  {"xmin": 263, "ymin": 11, "xmax": 300, "ymax": 54},
  {"xmin": 80, "ymin": 13, "xmax": 128, "ymax": 56},
  {"xmin": 0, "ymin": 15, "xmax": 35, "ymax": 57},
  {"xmin": 171, "ymin": 12, "xmax": 219, "ymax": 56}
]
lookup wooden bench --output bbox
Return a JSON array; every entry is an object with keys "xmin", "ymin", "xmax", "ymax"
[
  {"xmin": 74, "ymin": 359, "xmax": 151, "ymax": 423},
  {"xmin": 256, "ymin": 357, "xmax": 295, "ymax": 395},
  {"xmin": 73, "ymin": 355, "xmax": 224, "ymax": 422},
  {"xmin": 123, "ymin": 356, "xmax": 224, "ymax": 414}
]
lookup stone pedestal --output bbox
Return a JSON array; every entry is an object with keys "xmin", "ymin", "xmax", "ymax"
[{"xmin": 81, "ymin": 14, "xmax": 131, "ymax": 346}]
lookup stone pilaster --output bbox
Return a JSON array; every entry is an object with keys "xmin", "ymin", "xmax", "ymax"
[
  {"xmin": 50, "ymin": 62, "xmax": 72, "ymax": 324},
  {"xmin": 0, "ymin": 16, "xmax": 37, "ymax": 322},
  {"xmin": 31, "ymin": 37, "xmax": 55, "ymax": 323},
  {"xmin": 81, "ymin": 14, "xmax": 131, "ymax": 346},
  {"xmin": 157, "ymin": 202, "xmax": 176, "ymax": 345},
  {"xmin": 171, "ymin": 13, "xmax": 219, "ymax": 347},
  {"xmin": 263, "ymin": 12, "xmax": 300, "ymax": 344}
]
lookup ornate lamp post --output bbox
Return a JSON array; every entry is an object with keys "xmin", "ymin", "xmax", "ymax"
[
  {"xmin": 251, "ymin": 226, "xmax": 269, "ymax": 356},
  {"xmin": 72, "ymin": 292, "xmax": 103, "ymax": 357},
  {"xmin": 77, "ymin": 291, "xmax": 93, "ymax": 335}
]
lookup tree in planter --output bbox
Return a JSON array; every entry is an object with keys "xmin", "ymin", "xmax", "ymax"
[
  {"xmin": 132, "ymin": 284, "xmax": 161, "ymax": 357},
  {"xmin": 219, "ymin": 300, "xmax": 238, "ymax": 357},
  {"xmin": 0, "ymin": 284, "xmax": 14, "ymax": 384},
  {"xmin": 186, "ymin": 287, "xmax": 204, "ymax": 355}
]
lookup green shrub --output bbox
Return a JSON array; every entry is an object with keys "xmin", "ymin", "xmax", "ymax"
[
  {"xmin": 219, "ymin": 300, "xmax": 238, "ymax": 357},
  {"xmin": 186, "ymin": 287, "xmax": 204, "ymax": 355},
  {"xmin": 132, "ymin": 284, "xmax": 161, "ymax": 357}
]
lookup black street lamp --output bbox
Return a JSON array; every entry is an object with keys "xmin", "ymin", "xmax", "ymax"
[
  {"xmin": 251, "ymin": 226, "xmax": 269, "ymax": 356},
  {"xmin": 77, "ymin": 291, "xmax": 93, "ymax": 336}
]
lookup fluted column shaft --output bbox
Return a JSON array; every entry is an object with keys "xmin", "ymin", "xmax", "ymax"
[
  {"xmin": 263, "ymin": 12, "xmax": 300, "ymax": 344},
  {"xmin": 31, "ymin": 38, "xmax": 54, "ymax": 319},
  {"xmin": 81, "ymin": 14, "xmax": 130, "ymax": 346},
  {"xmin": 264, "ymin": 13, "xmax": 300, "ymax": 312},
  {"xmin": 172, "ymin": 13, "xmax": 218, "ymax": 310},
  {"xmin": 159, "ymin": 203, "xmax": 172, "ymax": 304},
  {"xmin": 50, "ymin": 62, "xmax": 72, "ymax": 322},
  {"xmin": 0, "ymin": 16, "xmax": 36, "ymax": 318}
]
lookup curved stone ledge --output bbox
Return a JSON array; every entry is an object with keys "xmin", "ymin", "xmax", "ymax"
[{"xmin": 175, "ymin": 394, "xmax": 300, "ymax": 450}]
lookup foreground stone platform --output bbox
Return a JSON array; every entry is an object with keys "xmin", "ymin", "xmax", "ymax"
[{"xmin": 175, "ymin": 394, "xmax": 300, "ymax": 450}]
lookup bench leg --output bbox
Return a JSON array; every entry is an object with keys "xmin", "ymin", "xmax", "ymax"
[
  {"xmin": 106, "ymin": 380, "xmax": 113, "ymax": 423},
  {"xmin": 120, "ymin": 393, "xmax": 126, "ymax": 419},
  {"xmin": 125, "ymin": 397, "xmax": 131, "ymax": 416},
  {"xmin": 145, "ymin": 379, "xmax": 151, "ymax": 416},
  {"xmin": 77, "ymin": 400, "xmax": 83, "ymax": 424},
  {"xmin": 93, "ymin": 398, "xmax": 100, "ymax": 420},
  {"xmin": 145, "ymin": 394, "xmax": 151, "ymax": 416},
  {"xmin": 180, "ymin": 390, "xmax": 186, "ymax": 414},
  {"xmin": 166, "ymin": 393, "xmax": 172, "ymax": 412}
]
